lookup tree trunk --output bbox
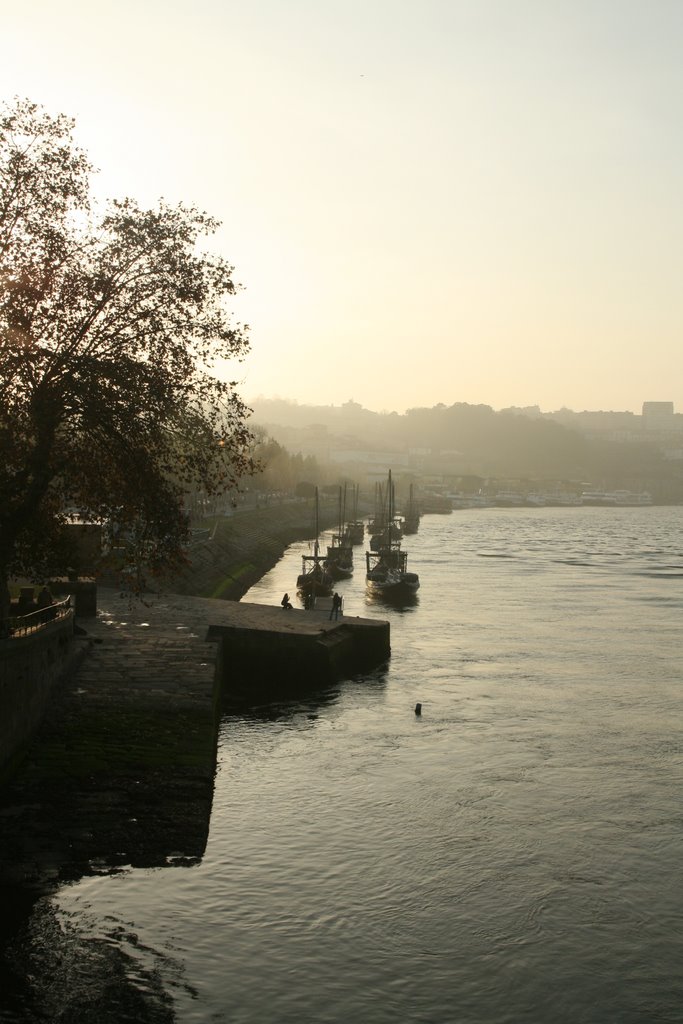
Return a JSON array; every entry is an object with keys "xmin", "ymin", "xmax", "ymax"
[{"xmin": 0, "ymin": 569, "xmax": 10, "ymax": 624}]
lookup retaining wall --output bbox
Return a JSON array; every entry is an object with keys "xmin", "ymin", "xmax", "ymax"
[
  {"xmin": 208, "ymin": 606, "xmax": 390, "ymax": 706},
  {"xmin": 0, "ymin": 613, "xmax": 75, "ymax": 775}
]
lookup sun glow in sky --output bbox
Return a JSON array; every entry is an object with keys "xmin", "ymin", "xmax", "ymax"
[{"xmin": 3, "ymin": 0, "xmax": 682, "ymax": 414}]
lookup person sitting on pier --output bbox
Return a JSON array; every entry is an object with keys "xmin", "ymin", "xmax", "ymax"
[{"xmin": 281, "ymin": 592, "xmax": 293, "ymax": 610}]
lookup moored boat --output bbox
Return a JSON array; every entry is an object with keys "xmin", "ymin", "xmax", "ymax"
[
  {"xmin": 579, "ymin": 489, "xmax": 653, "ymax": 506},
  {"xmin": 365, "ymin": 470, "xmax": 420, "ymax": 599},
  {"xmin": 297, "ymin": 488, "xmax": 333, "ymax": 597},
  {"xmin": 369, "ymin": 480, "xmax": 403, "ymax": 549},
  {"xmin": 346, "ymin": 484, "xmax": 365, "ymax": 544},
  {"xmin": 420, "ymin": 492, "xmax": 452, "ymax": 514},
  {"xmin": 366, "ymin": 546, "xmax": 420, "ymax": 599},
  {"xmin": 608, "ymin": 490, "xmax": 653, "ymax": 506},
  {"xmin": 324, "ymin": 486, "xmax": 354, "ymax": 579},
  {"xmin": 401, "ymin": 483, "xmax": 421, "ymax": 534},
  {"xmin": 347, "ymin": 520, "xmax": 365, "ymax": 545},
  {"xmin": 367, "ymin": 481, "xmax": 389, "ymax": 537},
  {"xmin": 369, "ymin": 520, "xmax": 402, "ymax": 550}
]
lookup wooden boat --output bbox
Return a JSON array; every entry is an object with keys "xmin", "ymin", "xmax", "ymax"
[
  {"xmin": 420, "ymin": 492, "xmax": 452, "ymax": 514},
  {"xmin": 366, "ymin": 546, "xmax": 420, "ymax": 599},
  {"xmin": 324, "ymin": 486, "xmax": 354, "ymax": 580},
  {"xmin": 368, "ymin": 480, "xmax": 402, "ymax": 549},
  {"xmin": 296, "ymin": 488, "xmax": 333, "ymax": 596},
  {"xmin": 367, "ymin": 481, "xmax": 387, "ymax": 537},
  {"xmin": 401, "ymin": 483, "xmax": 420, "ymax": 535},
  {"xmin": 369, "ymin": 517, "xmax": 403, "ymax": 550},
  {"xmin": 365, "ymin": 471, "xmax": 420, "ymax": 599},
  {"xmin": 346, "ymin": 484, "xmax": 365, "ymax": 545},
  {"xmin": 347, "ymin": 520, "xmax": 365, "ymax": 545}
]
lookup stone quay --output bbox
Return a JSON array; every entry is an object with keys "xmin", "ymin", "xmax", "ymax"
[{"xmin": 0, "ymin": 586, "xmax": 389, "ymax": 890}]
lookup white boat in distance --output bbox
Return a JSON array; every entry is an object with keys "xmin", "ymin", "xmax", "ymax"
[
  {"xmin": 580, "ymin": 490, "xmax": 653, "ymax": 506},
  {"xmin": 448, "ymin": 490, "xmax": 653, "ymax": 509}
]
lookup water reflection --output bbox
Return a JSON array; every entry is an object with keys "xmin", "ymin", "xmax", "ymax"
[
  {"xmin": 0, "ymin": 753, "xmax": 212, "ymax": 1024},
  {"xmin": 221, "ymin": 659, "xmax": 390, "ymax": 726},
  {"xmin": 1, "ymin": 893, "xmax": 180, "ymax": 1023},
  {"xmin": 0, "ymin": 686, "xmax": 217, "ymax": 1023},
  {"xmin": 364, "ymin": 591, "xmax": 420, "ymax": 613},
  {"xmin": 222, "ymin": 682, "xmax": 342, "ymax": 722}
]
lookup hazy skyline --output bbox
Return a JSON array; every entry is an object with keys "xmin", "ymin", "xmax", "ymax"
[{"xmin": 3, "ymin": 0, "xmax": 682, "ymax": 414}]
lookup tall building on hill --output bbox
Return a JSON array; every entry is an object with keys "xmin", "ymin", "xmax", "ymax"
[{"xmin": 642, "ymin": 402, "xmax": 675, "ymax": 431}]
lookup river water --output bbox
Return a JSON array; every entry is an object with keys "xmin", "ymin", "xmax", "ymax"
[{"xmin": 10, "ymin": 507, "xmax": 683, "ymax": 1022}]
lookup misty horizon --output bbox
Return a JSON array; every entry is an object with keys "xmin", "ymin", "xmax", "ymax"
[{"xmin": 246, "ymin": 394, "xmax": 678, "ymax": 420}]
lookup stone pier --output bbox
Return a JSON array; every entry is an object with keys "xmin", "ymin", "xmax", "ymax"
[
  {"xmin": 0, "ymin": 588, "xmax": 389, "ymax": 888},
  {"xmin": 207, "ymin": 601, "xmax": 390, "ymax": 705}
]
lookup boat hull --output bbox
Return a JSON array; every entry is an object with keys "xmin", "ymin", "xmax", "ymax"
[
  {"xmin": 347, "ymin": 523, "xmax": 365, "ymax": 545},
  {"xmin": 326, "ymin": 563, "xmax": 353, "ymax": 581},
  {"xmin": 297, "ymin": 573, "xmax": 333, "ymax": 596},
  {"xmin": 325, "ymin": 542, "xmax": 354, "ymax": 580},
  {"xmin": 366, "ymin": 570, "xmax": 420, "ymax": 598}
]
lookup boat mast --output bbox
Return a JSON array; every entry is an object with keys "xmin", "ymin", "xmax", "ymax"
[
  {"xmin": 314, "ymin": 486, "xmax": 320, "ymax": 559},
  {"xmin": 388, "ymin": 469, "xmax": 393, "ymax": 540}
]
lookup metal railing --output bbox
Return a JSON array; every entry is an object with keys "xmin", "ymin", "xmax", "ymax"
[{"xmin": 2, "ymin": 596, "xmax": 72, "ymax": 639}]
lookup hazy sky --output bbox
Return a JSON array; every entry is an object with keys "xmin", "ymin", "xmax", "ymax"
[{"xmin": 3, "ymin": 0, "xmax": 682, "ymax": 414}]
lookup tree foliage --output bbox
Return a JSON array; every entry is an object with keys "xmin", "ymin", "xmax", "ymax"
[
  {"xmin": 0, "ymin": 99, "xmax": 255, "ymax": 602},
  {"xmin": 248, "ymin": 426, "xmax": 323, "ymax": 494}
]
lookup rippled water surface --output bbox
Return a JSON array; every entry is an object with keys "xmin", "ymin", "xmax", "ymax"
[{"xmin": 48, "ymin": 509, "xmax": 683, "ymax": 1021}]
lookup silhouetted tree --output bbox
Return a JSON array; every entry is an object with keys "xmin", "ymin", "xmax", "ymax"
[{"xmin": 0, "ymin": 99, "xmax": 254, "ymax": 608}]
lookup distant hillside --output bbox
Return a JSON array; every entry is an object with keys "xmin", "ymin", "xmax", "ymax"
[{"xmin": 249, "ymin": 398, "xmax": 683, "ymax": 500}]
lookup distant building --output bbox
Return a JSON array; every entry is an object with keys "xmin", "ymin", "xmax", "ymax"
[
  {"xmin": 642, "ymin": 402, "xmax": 675, "ymax": 431},
  {"xmin": 329, "ymin": 450, "xmax": 410, "ymax": 468},
  {"xmin": 639, "ymin": 403, "xmax": 683, "ymax": 451},
  {"xmin": 548, "ymin": 402, "xmax": 683, "ymax": 449}
]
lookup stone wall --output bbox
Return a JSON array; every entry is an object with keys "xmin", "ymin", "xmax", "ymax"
[
  {"xmin": 208, "ymin": 614, "xmax": 391, "ymax": 707},
  {"xmin": 0, "ymin": 613, "xmax": 76, "ymax": 776}
]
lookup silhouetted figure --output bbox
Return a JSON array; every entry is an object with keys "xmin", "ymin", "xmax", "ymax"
[
  {"xmin": 281, "ymin": 593, "xmax": 293, "ymax": 610},
  {"xmin": 329, "ymin": 592, "xmax": 342, "ymax": 620},
  {"xmin": 36, "ymin": 585, "xmax": 54, "ymax": 623}
]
